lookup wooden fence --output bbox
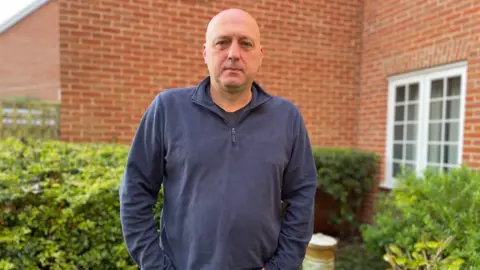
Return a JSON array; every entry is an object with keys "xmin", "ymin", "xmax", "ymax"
[{"xmin": 0, "ymin": 100, "xmax": 60, "ymax": 140}]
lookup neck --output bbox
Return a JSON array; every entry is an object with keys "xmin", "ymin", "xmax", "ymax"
[{"xmin": 210, "ymin": 82, "xmax": 252, "ymax": 112}]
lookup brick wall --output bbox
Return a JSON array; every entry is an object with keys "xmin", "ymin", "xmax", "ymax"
[
  {"xmin": 58, "ymin": 0, "xmax": 363, "ymax": 144},
  {"xmin": 0, "ymin": 0, "xmax": 59, "ymax": 101},
  {"xmin": 358, "ymin": 0, "xmax": 480, "ymax": 220}
]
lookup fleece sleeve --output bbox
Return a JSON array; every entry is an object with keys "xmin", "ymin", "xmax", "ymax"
[
  {"xmin": 264, "ymin": 109, "xmax": 317, "ymax": 270},
  {"xmin": 119, "ymin": 94, "xmax": 174, "ymax": 270}
]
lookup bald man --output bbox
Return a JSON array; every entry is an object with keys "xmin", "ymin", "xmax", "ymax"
[{"xmin": 119, "ymin": 8, "xmax": 317, "ymax": 270}]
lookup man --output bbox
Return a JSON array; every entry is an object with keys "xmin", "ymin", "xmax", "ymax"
[{"xmin": 119, "ymin": 8, "xmax": 317, "ymax": 270}]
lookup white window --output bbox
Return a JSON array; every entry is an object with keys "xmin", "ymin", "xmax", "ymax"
[{"xmin": 383, "ymin": 61, "xmax": 468, "ymax": 188}]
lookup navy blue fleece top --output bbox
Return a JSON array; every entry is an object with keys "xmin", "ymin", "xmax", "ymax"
[{"xmin": 119, "ymin": 77, "xmax": 318, "ymax": 270}]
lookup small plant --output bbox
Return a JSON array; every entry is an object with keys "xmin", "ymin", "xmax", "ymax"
[
  {"xmin": 384, "ymin": 236, "xmax": 465, "ymax": 270},
  {"xmin": 313, "ymin": 147, "xmax": 379, "ymax": 236}
]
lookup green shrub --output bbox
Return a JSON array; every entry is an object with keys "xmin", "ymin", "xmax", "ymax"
[
  {"xmin": 384, "ymin": 236, "xmax": 465, "ymax": 270},
  {"xmin": 361, "ymin": 166, "xmax": 480, "ymax": 269},
  {"xmin": 312, "ymin": 147, "xmax": 379, "ymax": 236},
  {"xmin": 0, "ymin": 137, "xmax": 162, "ymax": 269}
]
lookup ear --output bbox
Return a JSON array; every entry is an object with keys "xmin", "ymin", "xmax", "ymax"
[
  {"xmin": 203, "ymin": 43, "xmax": 207, "ymax": 64},
  {"xmin": 258, "ymin": 46, "xmax": 264, "ymax": 68}
]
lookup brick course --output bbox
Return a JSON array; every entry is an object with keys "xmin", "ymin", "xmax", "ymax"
[
  {"xmin": 0, "ymin": 0, "xmax": 59, "ymax": 101},
  {"xmin": 58, "ymin": 0, "xmax": 362, "ymax": 145}
]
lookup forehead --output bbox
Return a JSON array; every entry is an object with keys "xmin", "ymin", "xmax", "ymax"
[
  {"xmin": 214, "ymin": 26, "xmax": 255, "ymax": 40},
  {"xmin": 207, "ymin": 13, "xmax": 260, "ymax": 42}
]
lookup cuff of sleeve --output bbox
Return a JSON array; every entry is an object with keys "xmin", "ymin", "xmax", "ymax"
[{"xmin": 163, "ymin": 253, "xmax": 175, "ymax": 270}]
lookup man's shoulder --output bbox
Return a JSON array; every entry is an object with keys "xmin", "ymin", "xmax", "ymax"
[
  {"xmin": 265, "ymin": 94, "xmax": 302, "ymax": 115},
  {"xmin": 156, "ymin": 86, "xmax": 196, "ymax": 100},
  {"xmin": 149, "ymin": 86, "xmax": 197, "ymax": 109}
]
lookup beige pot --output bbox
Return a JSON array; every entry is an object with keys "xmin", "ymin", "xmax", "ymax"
[{"xmin": 302, "ymin": 233, "xmax": 338, "ymax": 270}]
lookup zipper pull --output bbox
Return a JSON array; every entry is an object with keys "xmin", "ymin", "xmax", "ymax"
[{"xmin": 231, "ymin": 128, "xmax": 236, "ymax": 144}]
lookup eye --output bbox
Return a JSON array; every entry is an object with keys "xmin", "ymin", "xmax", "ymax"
[
  {"xmin": 241, "ymin": 41, "xmax": 253, "ymax": 47},
  {"xmin": 215, "ymin": 39, "xmax": 229, "ymax": 46}
]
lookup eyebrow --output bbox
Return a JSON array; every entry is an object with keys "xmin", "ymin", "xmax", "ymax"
[
  {"xmin": 214, "ymin": 35, "xmax": 253, "ymax": 40},
  {"xmin": 214, "ymin": 35, "xmax": 254, "ymax": 41}
]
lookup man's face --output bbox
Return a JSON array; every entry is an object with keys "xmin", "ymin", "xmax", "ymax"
[{"xmin": 203, "ymin": 11, "xmax": 264, "ymax": 92}]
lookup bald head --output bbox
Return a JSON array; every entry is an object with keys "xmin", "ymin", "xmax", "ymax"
[
  {"xmin": 203, "ymin": 8, "xmax": 264, "ymax": 95},
  {"xmin": 205, "ymin": 9, "xmax": 261, "ymax": 46}
]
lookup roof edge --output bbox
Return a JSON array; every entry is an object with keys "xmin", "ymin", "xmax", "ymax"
[{"xmin": 0, "ymin": 0, "xmax": 50, "ymax": 34}]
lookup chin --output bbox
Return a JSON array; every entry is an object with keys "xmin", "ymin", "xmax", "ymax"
[
  {"xmin": 221, "ymin": 78, "xmax": 245, "ymax": 87},
  {"xmin": 222, "ymin": 82, "xmax": 246, "ymax": 92}
]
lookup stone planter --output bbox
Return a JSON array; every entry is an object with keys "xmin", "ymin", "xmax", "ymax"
[{"xmin": 302, "ymin": 233, "xmax": 338, "ymax": 270}]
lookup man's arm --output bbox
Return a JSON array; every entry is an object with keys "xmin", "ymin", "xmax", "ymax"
[
  {"xmin": 264, "ymin": 109, "xmax": 317, "ymax": 270},
  {"xmin": 119, "ymin": 94, "xmax": 173, "ymax": 269}
]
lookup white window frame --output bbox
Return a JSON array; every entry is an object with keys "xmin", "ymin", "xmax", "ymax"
[{"xmin": 382, "ymin": 61, "xmax": 468, "ymax": 189}]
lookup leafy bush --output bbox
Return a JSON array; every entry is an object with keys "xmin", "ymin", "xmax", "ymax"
[
  {"xmin": 0, "ymin": 137, "xmax": 162, "ymax": 269},
  {"xmin": 312, "ymin": 147, "xmax": 379, "ymax": 236},
  {"xmin": 384, "ymin": 236, "xmax": 465, "ymax": 270},
  {"xmin": 361, "ymin": 166, "xmax": 480, "ymax": 269}
]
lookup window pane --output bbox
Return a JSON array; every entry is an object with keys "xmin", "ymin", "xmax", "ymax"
[
  {"xmin": 428, "ymin": 123, "xmax": 442, "ymax": 142},
  {"xmin": 406, "ymin": 124, "xmax": 417, "ymax": 140},
  {"xmin": 446, "ymin": 99, "xmax": 460, "ymax": 119},
  {"xmin": 428, "ymin": 144, "xmax": 441, "ymax": 163},
  {"xmin": 394, "ymin": 125, "xmax": 404, "ymax": 140},
  {"xmin": 395, "ymin": 105, "xmax": 405, "ymax": 121},
  {"xmin": 444, "ymin": 145, "xmax": 458, "ymax": 165},
  {"xmin": 405, "ymin": 162, "xmax": 416, "ymax": 173},
  {"xmin": 447, "ymin": 76, "xmax": 461, "ymax": 97},
  {"xmin": 408, "ymin": 83, "xmax": 419, "ymax": 101},
  {"xmin": 407, "ymin": 104, "xmax": 418, "ymax": 120},
  {"xmin": 443, "ymin": 166, "xmax": 454, "ymax": 173},
  {"xmin": 392, "ymin": 162, "xmax": 401, "ymax": 178},
  {"xmin": 405, "ymin": 143, "xmax": 416, "ymax": 161},
  {"xmin": 393, "ymin": 144, "xmax": 403, "ymax": 159},
  {"xmin": 429, "ymin": 101, "xmax": 443, "ymax": 120},
  {"xmin": 431, "ymin": 79, "xmax": 443, "ymax": 98},
  {"xmin": 396, "ymin": 86, "xmax": 405, "ymax": 102},
  {"xmin": 445, "ymin": 122, "xmax": 459, "ymax": 142},
  {"xmin": 427, "ymin": 165, "xmax": 442, "ymax": 174}
]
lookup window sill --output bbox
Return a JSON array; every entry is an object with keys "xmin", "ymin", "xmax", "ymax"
[{"xmin": 379, "ymin": 182, "xmax": 393, "ymax": 190}]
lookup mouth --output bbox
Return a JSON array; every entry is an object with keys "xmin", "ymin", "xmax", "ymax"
[{"xmin": 224, "ymin": 67, "xmax": 243, "ymax": 72}]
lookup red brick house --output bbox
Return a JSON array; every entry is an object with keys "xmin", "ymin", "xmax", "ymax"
[
  {"xmin": 12, "ymin": 0, "xmax": 479, "ymax": 220},
  {"xmin": 0, "ymin": 0, "xmax": 60, "ymax": 101}
]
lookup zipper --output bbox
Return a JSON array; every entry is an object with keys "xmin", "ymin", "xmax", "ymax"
[
  {"xmin": 231, "ymin": 128, "xmax": 236, "ymax": 144},
  {"xmin": 192, "ymin": 92, "xmax": 273, "ymax": 146}
]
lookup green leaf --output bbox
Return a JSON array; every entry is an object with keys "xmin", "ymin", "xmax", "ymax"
[
  {"xmin": 451, "ymin": 258, "xmax": 465, "ymax": 266},
  {"xmin": 414, "ymin": 242, "xmax": 427, "ymax": 250},
  {"xmin": 426, "ymin": 241, "xmax": 440, "ymax": 249},
  {"xmin": 388, "ymin": 244, "xmax": 404, "ymax": 257},
  {"xmin": 395, "ymin": 257, "xmax": 407, "ymax": 266}
]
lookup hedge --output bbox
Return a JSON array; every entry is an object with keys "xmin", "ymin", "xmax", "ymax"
[{"xmin": 0, "ymin": 138, "xmax": 163, "ymax": 269}]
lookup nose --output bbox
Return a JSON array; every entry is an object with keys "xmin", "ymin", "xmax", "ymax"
[{"xmin": 227, "ymin": 41, "xmax": 240, "ymax": 60}]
